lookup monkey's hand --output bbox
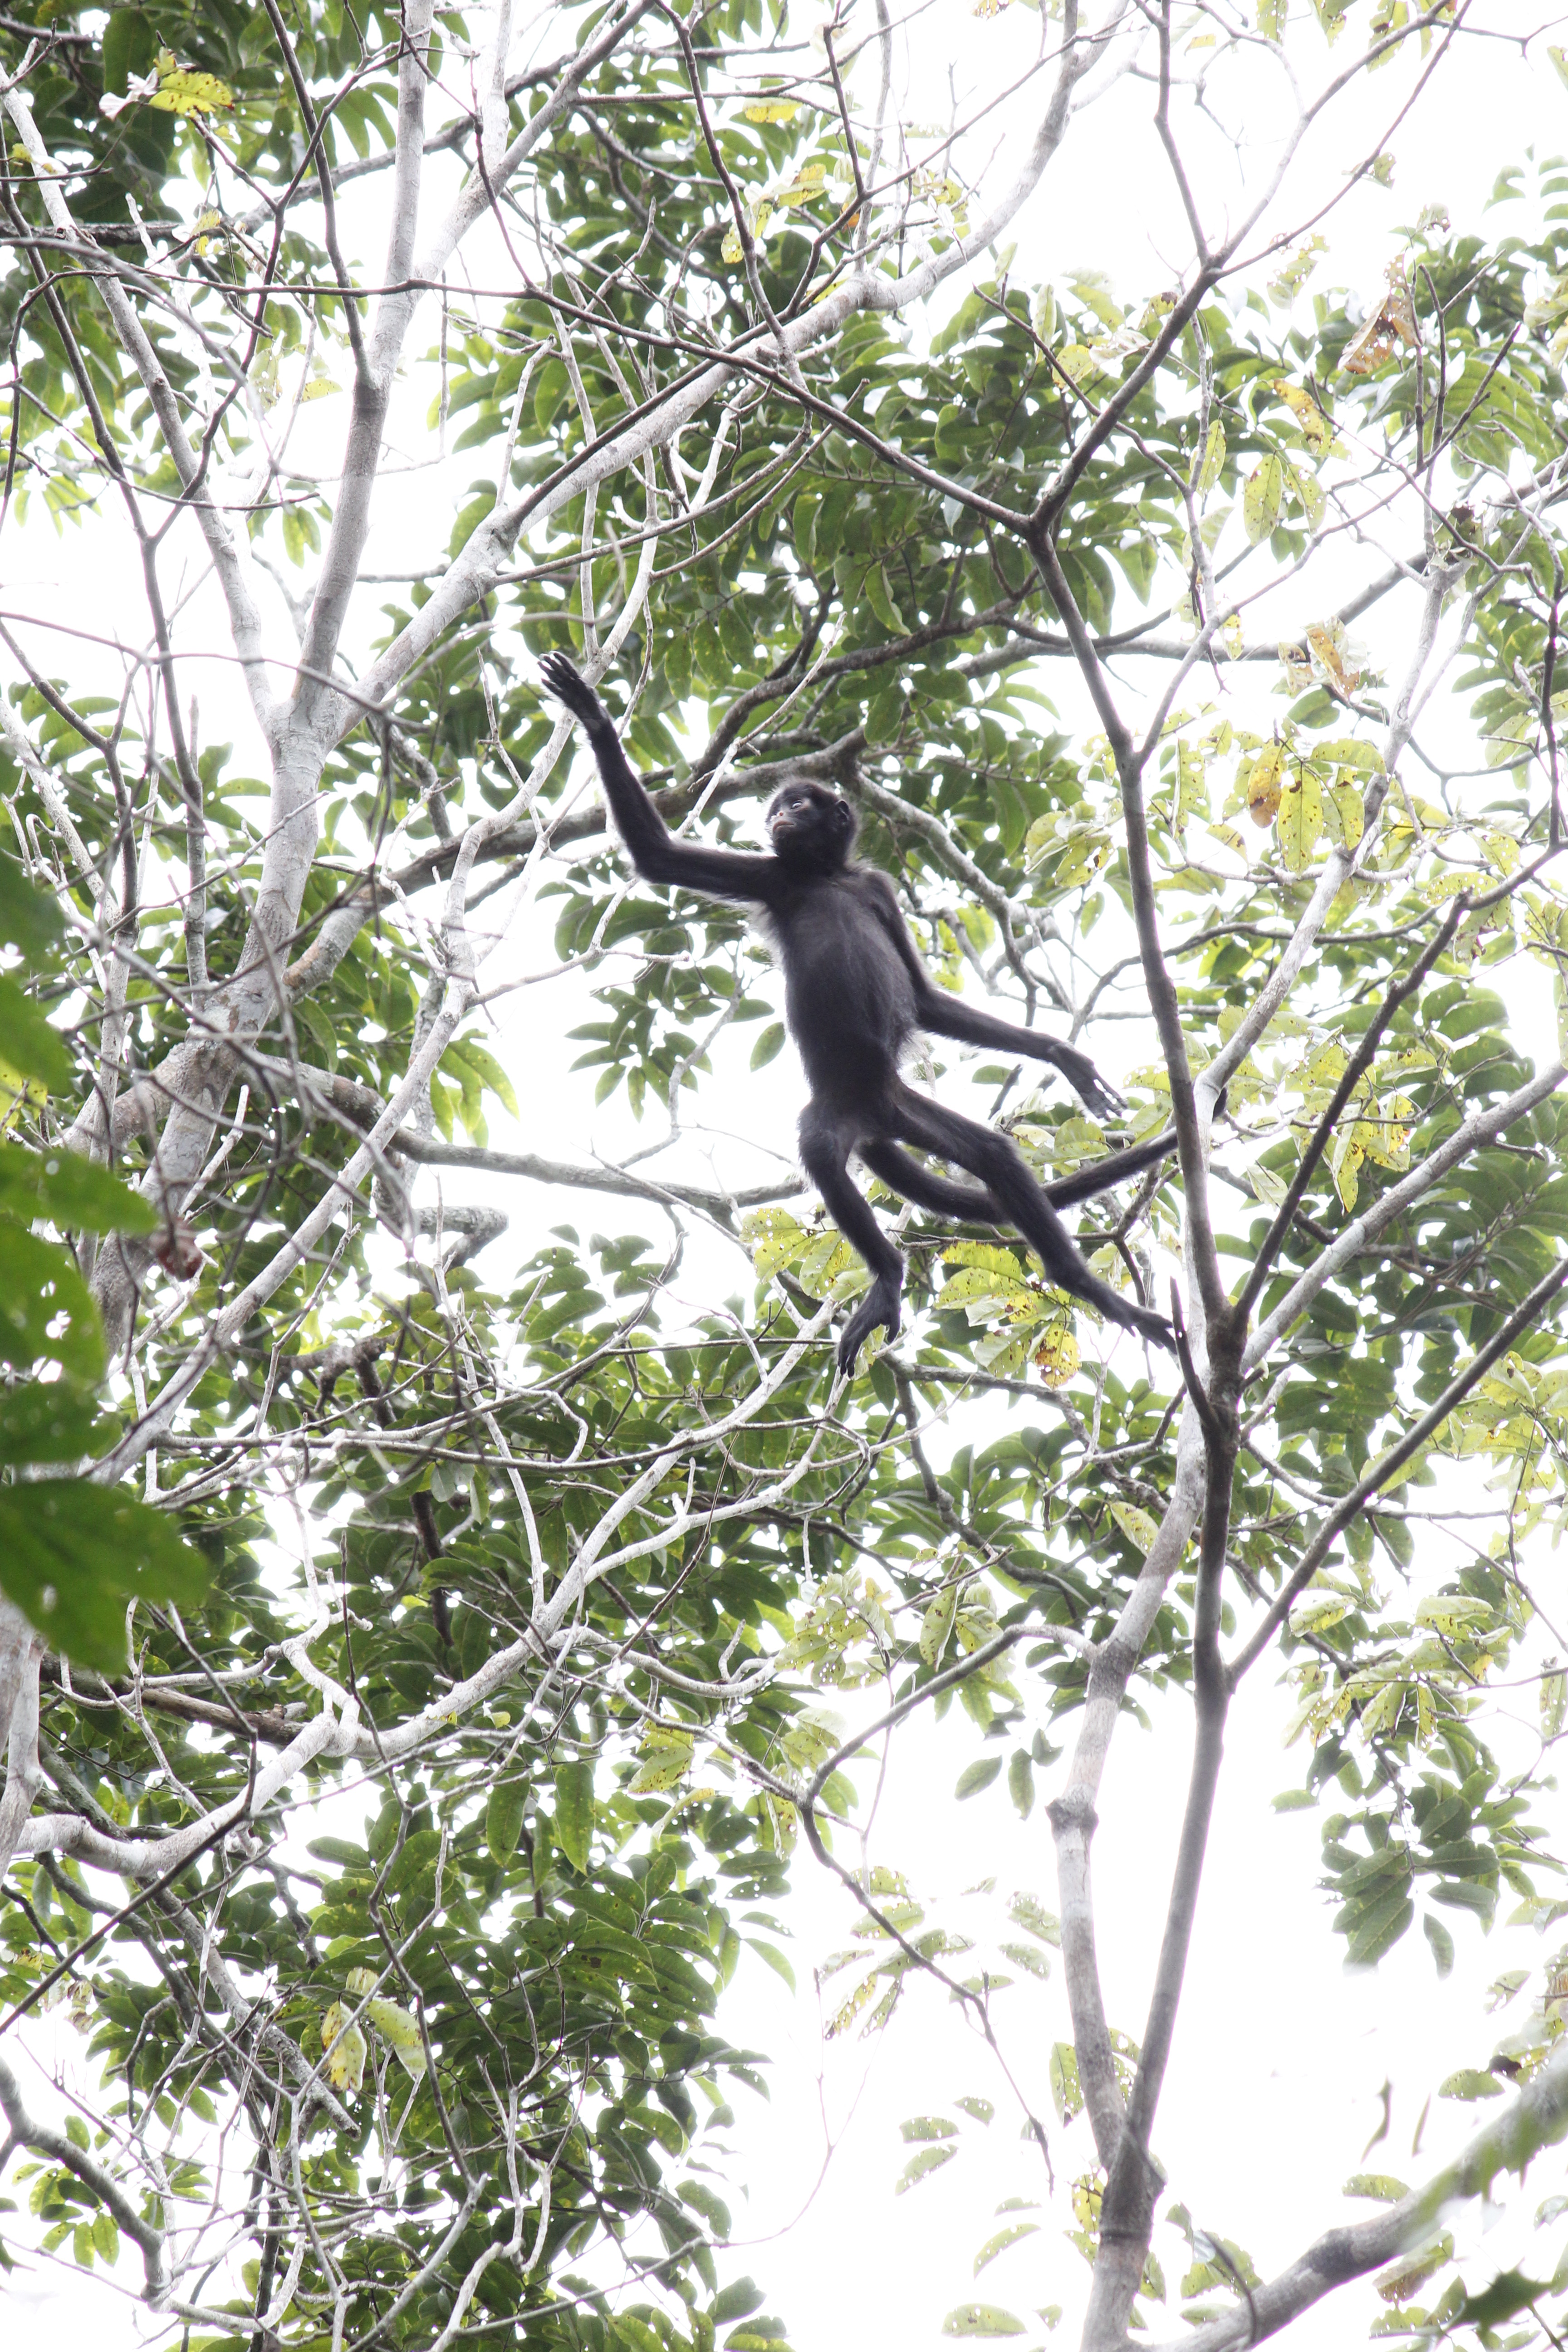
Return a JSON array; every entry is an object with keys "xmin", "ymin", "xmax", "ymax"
[
  {"xmin": 540, "ymin": 650, "xmax": 612, "ymax": 735},
  {"xmin": 1050, "ymin": 1039, "xmax": 1126, "ymax": 1123}
]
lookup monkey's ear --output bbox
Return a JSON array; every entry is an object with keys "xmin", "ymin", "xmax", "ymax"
[{"xmin": 833, "ymin": 797, "xmax": 857, "ymax": 838}]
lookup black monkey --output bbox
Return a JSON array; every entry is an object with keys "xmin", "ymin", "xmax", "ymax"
[{"xmin": 540, "ymin": 652, "xmax": 1177, "ymax": 1371}]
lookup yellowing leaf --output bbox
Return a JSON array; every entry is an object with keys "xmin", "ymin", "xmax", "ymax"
[
  {"xmin": 1067, "ymin": 269, "xmax": 1123, "ymax": 328},
  {"xmin": 250, "ymin": 348, "xmax": 280, "ymax": 411},
  {"xmin": 740, "ymin": 1205, "xmax": 805, "ymax": 1278},
  {"xmin": 321, "ymin": 2002, "xmax": 367, "ymax": 2092},
  {"xmin": 1279, "ymin": 642, "xmax": 1313, "ymax": 692},
  {"xmin": 743, "ymin": 101, "xmax": 800, "ymax": 122},
  {"xmin": 1342, "ymin": 256, "xmax": 1418, "ymax": 376},
  {"xmin": 1277, "ymin": 772, "xmax": 1324, "ymax": 871},
  {"xmin": 340, "ymin": 1969, "xmax": 428, "ymax": 2080},
  {"xmin": 1272, "ymin": 378, "xmax": 1334, "ymax": 454},
  {"xmin": 1032, "ymin": 1318, "xmax": 1079, "ymax": 1387},
  {"xmin": 1289, "ymin": 464, "xmax": 1326, "ymax": 529},
  {"xmin": 721, "ymin": 197, "xmax": 774, "ymax": 264},
  {"xmin": 0, "ymin": 1057, "xmax": 48, "ymax": 1127},
  {"xmin": 774, "ymin": 162, "xmax": 826, "ymax": 207},
  {"xmin": 365, "ymin": 2000, "xmax": 427, "ymax": 2078},
  {"xmin": 1304, "ymin": 618, "xmax": 1362, "ymax": 696},
  {"xmin": 1243, "ymin": 456, "xmax": 1284, "ymax": 544},
  {"xmin": 1268, "ymin": 233, "xmax": 1327, "ymax": 306},
  {"xmin": 629, "ymin": 1722, "xmax": 695, "ymax": 1793},
  {"xmin": 1323, "ymin": 778, "xmax": 1365, "ymax": 850},
  {"xmin": 148, "ymin": 53, "xmax": 235, "ymax": 116},
  {"xmin": 1196, "ymin": 420, "xmax": 1225, "ymax": 492},
  {"xmin": 1289, "ymin": 1591, "xmax": 1351, "ymax": 1637},
  {"xmin": 1415, "ymin": 1594, "xmax": 1492, "ymax": 1636},
  {"xmin": 1245, "ymin": 742, "xmax": 1286, "ymax": 828},
  {"xmin": 300, "ymin": 372, "xmax": 340, "ymax": 402},
  {"xmin": 1108, "ymin": 1501, "xmax": 1160, "ymax": 1555},
  {"xmin": 1055, "ymin": 343, "xmax": 1107, "ymax": 389}
]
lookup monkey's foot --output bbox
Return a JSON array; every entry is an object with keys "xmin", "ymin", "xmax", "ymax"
[{"xmin": 836, "ymin": 1280, "xmax": 902, "ymax": 1376}]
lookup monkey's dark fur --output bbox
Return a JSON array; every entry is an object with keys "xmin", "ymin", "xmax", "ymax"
[{"xmin": 541, "ymin": 652, "xmax": 1177, "ymax": 1372}]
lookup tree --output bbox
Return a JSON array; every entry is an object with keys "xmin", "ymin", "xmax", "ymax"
[{"xmin": 0, "ymin": 0, "xmax": 1567, "ymax": 2346}]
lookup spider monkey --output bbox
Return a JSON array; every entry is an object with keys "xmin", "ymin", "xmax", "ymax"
[{"xmin": 540, "ymin": 652, "xmax": 1177, "ymax": 1372}]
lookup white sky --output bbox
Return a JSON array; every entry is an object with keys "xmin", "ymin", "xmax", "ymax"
[{"xmin": 5, "ymin": 5, "xmax": 1568, "ymax": 2348}]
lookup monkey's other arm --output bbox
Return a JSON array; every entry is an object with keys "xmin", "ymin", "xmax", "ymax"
[{"xmin": 540, "ymin": 651, "xmax": 778, "ymax": 902}]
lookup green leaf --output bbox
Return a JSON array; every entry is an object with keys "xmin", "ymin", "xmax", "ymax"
[
  {"xmin": 0, "ymin": 1142, "xmax": 157, "ymax": 1234},
  {"xmin": 974, "ymin": 2223, "xmax": 1038, "ymax": 2276},
  {"xmin": 1457, "ymin": 2270, "xmax": 1553, "ymax": 2328},
  {"xmin": 1007, "ymin": 1749, "xmax": 1034, "ymax": 1819},
  {"xmin": 0, "ymin": 1228, "xmax": 103, "ymax": 1380},
  {"xmin": 554, "ymin": 1760, "xmax": 595, "ymax": 1873},
  {"xmin": 0, "ymin": 850, "xmax": 63, "ymax": 956},
  {"xmin": 897, "ymin": 2143, "xmax": 957, "ymax": 2192},
  {"xmin": 1343, "ymin": 2172, "xmax": 1409, "ymax": 2202},
  {"xmin": 0, "ymin": 970, "xmax": 71, "ymax": 1091},
  {"xmin": 710, "ymin": 2280, "xmax": 764, "ymax": 2325},
  {"xmin": 920, "ymin": 1585, "xmax": 958, "ymax": 1666},
  {"xmin": 749, "ymin": 1021, "xmax": 786, "ymax": 1071},
  {"xmin": 1423, "ymin": 1911, "xmax": 1455, "ymax": 1978},
  {"xmin": 941, "ymin": 2305, "xmax": 1025, "ymax": 2335},
  {"xmin": 0, "ymin": 1482, "xmax": 207, "ymax": 1672},
  {"xmin": 1048, "ymin": 2041, "xmax": 1081, "ymax": 2126},
  {"xmin": 0, "ymin": 1380, "xmax": 103, "ymax": 1465},
  {"xmin": 485, "ymin": 1779, "xmax": 525, "ymax": 1866},
  {"xmin": 1438, "ymin": 2069, "xmax": 1505, "ymax": 2101},
  {"xmin": 955, "ymin": 1756, "xmax": 1003, "ymax": 1800},
  {"xmin": 745, "ymin": 1938, "xmax": 796, "ymax": 1991},
  {"xmin": 866, "ymin": 564, "xmax": 908, "ymax": 635}
]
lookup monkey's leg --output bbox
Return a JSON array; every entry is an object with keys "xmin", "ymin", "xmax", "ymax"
[
  {"xmin": 859, "ymin": 1141, "xmax": 1004, "ymax": 1224},
  {"xmin": 887, "ymin": 1086, "xmax": 1175, "ymax": 1352},
  {"xmin": 799, "ymin": 1107, "xmax": 904, "ymax": 1375}
]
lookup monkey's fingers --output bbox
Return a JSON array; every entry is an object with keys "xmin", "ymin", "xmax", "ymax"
[
  {"xmin": 539, "ymin": 650, "xmax": 605, "ymax": 726},
  {"xmin": 1052, "ymin": 1042, "xmax": 1126, "ymax": 1119}
]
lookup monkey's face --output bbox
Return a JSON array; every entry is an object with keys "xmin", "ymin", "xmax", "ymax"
[{"xmin": 765, "ymin": 781, "xmax": 857, "ymax": 872}]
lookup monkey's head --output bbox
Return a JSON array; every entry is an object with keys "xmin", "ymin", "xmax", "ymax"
[{"xmin": 764, "ymin": 779, "xmax": 857, "ymax": 874}]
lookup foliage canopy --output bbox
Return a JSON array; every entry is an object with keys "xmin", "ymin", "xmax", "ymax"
[{"xmin": 2, "ymin": 4, "xmax": 1568, "ymax": 2351}]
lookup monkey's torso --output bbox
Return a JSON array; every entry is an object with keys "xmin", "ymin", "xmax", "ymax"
[{"xmin": 762, "ymin": 864, "xmax": 921, "ymax": 1112}]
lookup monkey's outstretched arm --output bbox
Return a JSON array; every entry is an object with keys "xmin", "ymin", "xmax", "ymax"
[
  {"xmin": 853, "ymin": 867, "xmax": 1124, "ymax": 1119},
  {"xmin": 916, "ymin": 995, "xmax": 1125, "ymax": 1121},
  {"xmin": 541, "ymin": 652, "xmax": 779, "ymax": 904}
]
